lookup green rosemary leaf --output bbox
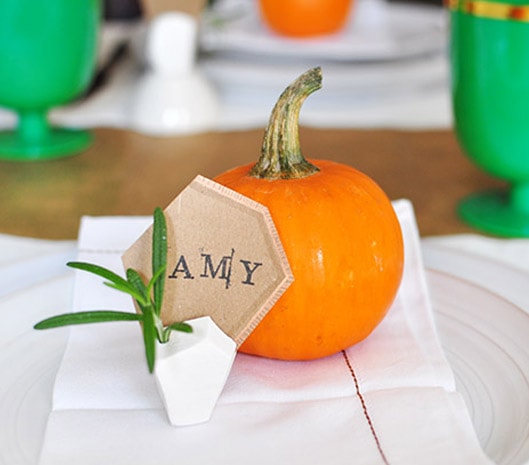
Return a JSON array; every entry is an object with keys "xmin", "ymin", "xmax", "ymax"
[
  {"xmin": 152, "ymin": 207, "xmax": 167, "ymax": 316},
  {"xmin": 166, "ymin": 321, "xmax": 193, "ymax": 333},
  {"xmin": 142, "ymin": 310, "xmax": 157, "ymax": 373},
  {"xmin": 68, "ymin": 262, "xmax": 136, "ymax": 294},
  {"xmin": 126, "ymin": 268, "xmax": 149, "ymax": 305},
  {"xmin": 34, "ymin": 310, "xmax": 142, "ymax": 330},
  {"xmin": 104, "ymin": 281, "xmax": 146, "ymax": 304},
  {"xmin": 147, "ymin": 264, "xmax": 166, "ymax": 303}
]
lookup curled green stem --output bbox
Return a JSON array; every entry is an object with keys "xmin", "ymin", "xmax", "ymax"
[{"xmin": 249, "ymin": 67, "xmax": 322, "ymax": 180}]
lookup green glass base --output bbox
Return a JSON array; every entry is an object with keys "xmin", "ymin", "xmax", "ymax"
[
  {"xmin": 458, "ymin": 189, "xmax": 529, "ymax": 237},
  {"xmin": 0, "ymin": 128, "xmax": 92, "ymax": 161}
]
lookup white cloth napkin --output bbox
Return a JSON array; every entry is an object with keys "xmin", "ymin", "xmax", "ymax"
[{"xmin": 37, "ymin": 200, "xmax": 492, "ymax": 465}]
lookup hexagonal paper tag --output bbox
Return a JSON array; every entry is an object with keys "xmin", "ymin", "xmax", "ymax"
[{"xmin": 122, "ymin": 175, "xmax": 293, "ymax": 347}]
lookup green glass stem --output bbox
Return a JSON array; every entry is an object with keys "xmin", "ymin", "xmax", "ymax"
[
  {"xmin": 18, "ymin": 110, "xmax": 50, "ymax": 143},
  {"xmin": 511, "ymin": 183, "xmax": 529, "ymax": 215}
]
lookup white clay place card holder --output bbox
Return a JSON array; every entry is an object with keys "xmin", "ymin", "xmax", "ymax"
[{"xmin": 122, "ymin": 175, "xmax": 294, "ymax": 426}]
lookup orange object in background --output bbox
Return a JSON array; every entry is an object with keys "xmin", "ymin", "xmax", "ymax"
[{"xmin": 258, "ymin": 0, "xmax": 354, "ymax": 37}]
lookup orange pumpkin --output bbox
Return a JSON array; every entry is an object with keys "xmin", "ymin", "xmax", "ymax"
[
  {"xmin": 214, "ymin": 68, "xmax": 404, "ymax": 361},
  {"xmin": 258, "ymin": 0, "xmax": 354, "ymax": 38}
]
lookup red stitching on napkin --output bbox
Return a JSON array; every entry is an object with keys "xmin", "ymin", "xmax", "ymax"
[{"xmin": 342, "ymin": 350, "xmax": 390, "ymax": 465}]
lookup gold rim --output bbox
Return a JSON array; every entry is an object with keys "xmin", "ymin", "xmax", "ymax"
[{"xmin": 448, "ymin": 0, "xmax": 529, "ymax": 21}]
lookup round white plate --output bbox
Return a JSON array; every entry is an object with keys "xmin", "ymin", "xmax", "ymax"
[
  {"xmin": 0, "ymin": 331, "xmax": 68, "ymax": 465},
  {"xmin": 200, "ymin": 0, "xmax": 446, "ymax": 62},
  {"xmin": 199, "ymin": 52, "xmax": 449, "ymax": 113},
  {"xmin": 2, "ymin": 265, "xmax": 529, "ymax": 464},
  {"xmin": 428, "ymin": 270, "xmax": 529, "ymax": 465}
]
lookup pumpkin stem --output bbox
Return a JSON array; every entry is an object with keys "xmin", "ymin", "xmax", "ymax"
[{"xmin": 249, "ymin": 67, "xmax": 322, "ymax": 180}]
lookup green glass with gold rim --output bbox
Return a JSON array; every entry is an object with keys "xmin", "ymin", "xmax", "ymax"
[
  {"xmin": 0, "ymin": 0, "xmax": 101, "ymax": 161},
  {"xmin": 451, "ymin": 0, "xmax": 529, "ymax": 236}
]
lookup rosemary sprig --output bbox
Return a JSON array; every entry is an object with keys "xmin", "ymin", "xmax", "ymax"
[
  {"xmin": 34, "ymin": 207, "xmax": 192, "ymax": 373},
  {"xmin": 152, "ymin": 206, "xmax": 166, "ymax": 316}
]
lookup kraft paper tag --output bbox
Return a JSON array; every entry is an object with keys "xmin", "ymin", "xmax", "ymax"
[{"xmin": 122, "ymin": 175, "xmax": 294, "ymax": 347}]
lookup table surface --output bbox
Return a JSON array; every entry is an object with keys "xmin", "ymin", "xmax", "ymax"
[{"xmin": 0, "ymin": 127, "xmax": 503, "ymax": 240}]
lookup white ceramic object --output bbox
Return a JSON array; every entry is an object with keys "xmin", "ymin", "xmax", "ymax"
[
  {"xmin": 129, "ymin": 12, "xmax": 219, "ymax": 136},
  {"xmin": 154, "ymin": 316, "xmax": 236, "ymax": 426}
]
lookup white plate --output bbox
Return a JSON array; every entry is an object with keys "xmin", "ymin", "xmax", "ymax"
[
  {"xmin": 0, "ymin": 330, "xmax": 68, "ymax": 465},
  {"xmin": 200, "ymin": 0, "xmax": 446, "ymax": 62},
  {"xmin": 199, "ymin": 52, "xmax": 449, "ymax": 114},
  {"xmin": 428, "ymin": 270, "xmax": 529, "ymax": 465},
  {"xmin": 422, "ymin": 240, "xmax": 529, "ymax": 314},
  {"xmin": 2, "ymin": 264, "xmax": 529, "ymax": 464}
]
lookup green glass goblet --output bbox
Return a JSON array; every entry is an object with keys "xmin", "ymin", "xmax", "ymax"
[
  {"xmin": 0, "ymin": 0, "xmax": 101, "ymax": 161},
  {"xmin": 451, "ymin": 0, "xmax": 529, "ymax": 236}
]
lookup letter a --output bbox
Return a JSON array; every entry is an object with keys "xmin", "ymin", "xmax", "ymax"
[{"xmin": 168, "ymin": 255, "xmax": 195, "ymax": 279}]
